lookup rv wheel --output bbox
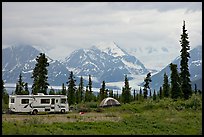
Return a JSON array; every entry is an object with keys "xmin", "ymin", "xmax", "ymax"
[
  {"xmin": 32, "ymin": 110, "xmax": 38, "ymax": 115},
  {"xmin": 61, "ymin": 109, "xmax": 65, "ymax": 114}
]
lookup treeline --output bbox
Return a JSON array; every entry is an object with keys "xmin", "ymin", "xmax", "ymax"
[{"xmin": 2, "ymin": 21, "xmax": 202, "ymax": 108}]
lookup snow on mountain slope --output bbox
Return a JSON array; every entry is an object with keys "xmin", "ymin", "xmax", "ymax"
[
  {"xmin": 64, "ymin": 41, "xmax": 149, "ymax": 83},
  {"xmin": 128, "ymin": 46, "xmax": 180, "ymax": 71},
  {"xmin": 2, "ymin": 45, "xmax": 70, "ymax": 86}
]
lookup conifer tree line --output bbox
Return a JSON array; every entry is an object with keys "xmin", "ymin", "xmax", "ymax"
[{"xmin": 2, "ymin": 21, "xmax": 201, "ymax": 107}]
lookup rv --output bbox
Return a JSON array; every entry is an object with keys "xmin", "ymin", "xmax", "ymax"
[{"xmin": 9, "ymin": 93, "xmax": 69, "ymax": 115}]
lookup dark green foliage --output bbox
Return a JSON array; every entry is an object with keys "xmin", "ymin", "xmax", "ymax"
[
  {"xmin": 49, "ymin": 87, "xmax": 55, "ymax": 95},
  {"xmin": 194, "ymin": 84, "xmax": 197, "ymax": 94},
  {"xmin": 153, "ymin": 89, "xmax": 156, "ymax": 101},
  {"xmin": 179, "ymin": 21, "xmax": 192, "ymax": 100},
  {"xmin": 78, "ymin": 76, "xmax": 84, "ymax": 103},
  {"xmin": 136, "ymin": 93, "xmax": 139, "ymax": 101},
  {"xmin": 143, "ymin": 72, "xmax": 152, "ymax": 99},
  {"xmin": 61, "ymin": 83, "xmax": 66, "ymax": 95},
  {"xmin": 99, "ymin": 81, "xmax": 106, "ymax": 101},
  {"xmin": 15, "ymin": 73, "xmax": 29, "ymax": 95},
  {"xmin": 170, "ymin": 63, "xmax": 182, "ymax": 100},
  {"xmin": 88, "ymin": 75, "xmax": 93, "ymax": 101},
  {"xmin": 139, "ymin": 87, "xmax": 143, "ymax": 100},
  {"xmin": 162, "ymin": 73, "xmax": 170, "ymax": 98},
  {"xmin": 133, "ymin": 89, "xmax": 136, "ymax": 100},
  {"xmin": 67, "ymin": 71, "xmax": 76, "ymax": 106},
  {"xmin": 159, "ymin": 87, "xmax": 163, "ymax": 99},
  {"xmin": 16, "ymin": 73, "xmax": 24, "ymax": 94},
  {"xmin": 31, "ymin": 53, "xmax": 49, "ymax": 95},
  {"xmin": 23, "ymin": 83, "xmax": 29, "ymax": 95},
  {"xmin": 109, "ymin": 90, "xmax": 113, "ymax": 98},
  {"xmin": 121, "ymin": 75, "xmax": 131, "ymax": 104},
  {"xmin": 2, "ymin": 80, "xmax": 9, "ymax": 104}
]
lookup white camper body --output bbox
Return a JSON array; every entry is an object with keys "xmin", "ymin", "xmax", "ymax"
[{"xmin": 9, "ymin": 93, "xmax": 69, "ymax": 114}]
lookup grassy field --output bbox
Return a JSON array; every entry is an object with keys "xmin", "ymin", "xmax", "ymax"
[{"xmin": 2, "ymin": 94, "xmax": 202, "ymax": 135}]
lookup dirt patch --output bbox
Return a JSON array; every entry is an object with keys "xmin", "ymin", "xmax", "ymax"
[{"xmin": 2, "ymin": 112, "xmax": 122, "ymax": 124}]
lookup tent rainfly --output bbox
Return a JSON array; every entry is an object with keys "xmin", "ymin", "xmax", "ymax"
[{"xmin": 99, "ymin": 97, "xmax": 121, "ymax": 107}]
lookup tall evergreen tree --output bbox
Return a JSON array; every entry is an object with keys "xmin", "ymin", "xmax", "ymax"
[
  {"xmin": 99, "ymin": 81, "xmax": 106, "ymax": 101},
  {"xmin": 170, "ymin": 63, "xmax": 182, "ymax": 100},
  {"xmin": 88, "ymin": 75, "xmax": 93, "ymax": 101},
  {"xmin": 18, "ymin": 72, "xmax": 24, "ymax": 94},
  {"xmin": 153, "ymin": 89, "xmax": 156, "ymax": 101},
  {"xmin": 143, "ymin": 72, "xmax": 152, "ymax": 99},
  {"xmin": 133, "ymin": 89, "xmax": 136, "ymax": 100},
  {"xmin": 78, "ymin": 76, "xmax": 84, "ymax": 103},
  {"xmin": 194, "ymin": 84, "xmax": 197, "ymax": 94},
  {"xmin": 23, "ymin": 83, "xmax": 29, "ymax": 95},
  {"xmin": 159, "ymin": 87, "xmax": 163, "ymax": 99},
  {"xmin": 31, "ymin": 53, "xmax": 49, "ymax": 95},
  {"xmin": 109, "ymin": 90, "xmax": 113, "ymax": 98},
  {"xmin": 61, "ymin": 83, "xmax": 66, "ymax": 95},
  {"xmin": 121, "ymin": 75, "xmax": 131, "ymax": 103},
  {"xmin": 66, "ymin": 71, "xmax": 76, "ymax": 106},
  {"xmin": 139, "ymin": 87, "xmax": 143, "ymax": 100},
  {"xmin": 162, "ymin": 73, "xmax": 170, "ymax": 98},
  {"xmin": 180, "ymin": 21, "xmax": 192, "ymax": 100},
  {"xmin": 85, "ymin": 85, "xmax": 89, "ymax": 102}
]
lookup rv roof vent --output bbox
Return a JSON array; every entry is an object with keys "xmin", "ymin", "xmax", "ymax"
[{"xmin": 37, "ymin": 93, "xmax": 44, "ymax": 96}]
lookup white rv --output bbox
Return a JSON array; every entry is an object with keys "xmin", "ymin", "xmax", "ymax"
[{"xmin": 9, "ymin": 93, "xmax": 69, "ymax": 115}]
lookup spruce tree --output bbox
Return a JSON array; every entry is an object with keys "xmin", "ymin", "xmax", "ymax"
[
  {"xmin": 159, "ymin": 87, "xmax": 163, "ymax": 99},
  {"xmin": 99, "ymin": 81, "xmax": 106, "ymax": 101},
  {"xmin": 67, "ymin": 71, "xmax": 76, "ymax": 106},
  {"xmin": 121, "ymin": 75, "xmax": 131, "ymax": 103},
  {"xmin": 162, "ymin": 73, "xmax": 170, "ymax": 98},
  {"xmin": 18, "ymin": 72, "xmax": 24, "ymax": 94},
  {"xmin": 77, "ymin": 76, "xmax": 84, "ymax": 103},
  {"xmin": 24, "ymin": 83, "xmax": 29, "ymax": 95},
  {"xmin": 143, "ymin": 72, "xmax": 152, "ymax": 99},
  {"xmin": 180, "ymin": 21, "xmax": 192, "ymax": 100},
  {"xmin": 49, "ymin": 87, "xmax": 55, "ymax": 95},
  {"xmin": 139, "ymin": 87, "xmax": 143, "ymax": 101},
  {"xmin": 61, "ymin": 83, "xmax": 66, "ymax": 95},
  {"xmin": 31, "ymin": 53, "xmax": 49, "ymax": 95},
  {"xmin": 133, "ymin": 89, "xmax": 136, "ymax": 100},
  {"xmin": 170, "ymin": 63, "xmax": 182, "ymax": 100},
  {"xmin": 109, "ymin": 90, "xmax": 113, "ymax": 98},
  {"xmin": 153, "ymin": 89, "xmax": 156, "ymax": 101},
  {"xmin": 88, "ymin": 75, "xmax": 93, "ymax": 101},
  {"xmin": 85, "ymin": 85, "xmax": 89, "ymax": 102},
  {"xmin": 194, "ymin": 84, "xmax": 197, "ymax": 94}
]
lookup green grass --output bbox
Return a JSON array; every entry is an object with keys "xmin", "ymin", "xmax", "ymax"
[{"xmin": 2, "ymin": 94, "xmax": 202, "ymax": 135}]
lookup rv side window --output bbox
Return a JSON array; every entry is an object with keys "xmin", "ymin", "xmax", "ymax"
[
  {"xmin": 61, "ymin": 99, "xmax": 66, "ymax": 104},
  {"xmin": 41, "ymin": 99, "xmax": 50, "ymax": 104},
  {"xmin": 11, "ymin": 98, "xmax": 15, "ymax": 103},
  {"xmin": 21, "ymin": 99, "xmax": 29, "ymax": 104}
]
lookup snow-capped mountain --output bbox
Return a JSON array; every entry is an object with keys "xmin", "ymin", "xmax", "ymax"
[
  {"xmin": 128, "ymin": 46, "xmax": 180, "ymax": 71},
  {"xmin": 140, "ymin": 45, "xmax": 202, "ymax": 91},
  {"xmin": 64, "ymin": 41, "xmax": 148, "ymax": 83},
  {"xmin": 2, "ymin": 45, "xmax": 70, "ymax": 86}
]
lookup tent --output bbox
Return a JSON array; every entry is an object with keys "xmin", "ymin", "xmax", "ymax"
[{"xmin": 99, "ymin": 97, "xmax": 121, "ymax": 107}]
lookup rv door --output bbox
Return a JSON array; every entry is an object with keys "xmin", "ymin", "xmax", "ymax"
[{"xmin": 54, "ymin": 98, "xmax": 60, "ymax": 112}]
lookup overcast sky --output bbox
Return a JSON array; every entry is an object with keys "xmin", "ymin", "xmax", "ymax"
[{"xmin": 2, "ymin": 2, "xmax": 202, "ymax": 61}]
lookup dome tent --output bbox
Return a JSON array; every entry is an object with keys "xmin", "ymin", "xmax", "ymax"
[{"xmin": 99, "ymin": 97, "xmax": 121, "ymax": 107}]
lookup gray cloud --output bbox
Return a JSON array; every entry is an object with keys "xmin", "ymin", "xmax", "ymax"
[{"xmin": 2, "ymin": 2, "xmax": 202, "ymax": 61}]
